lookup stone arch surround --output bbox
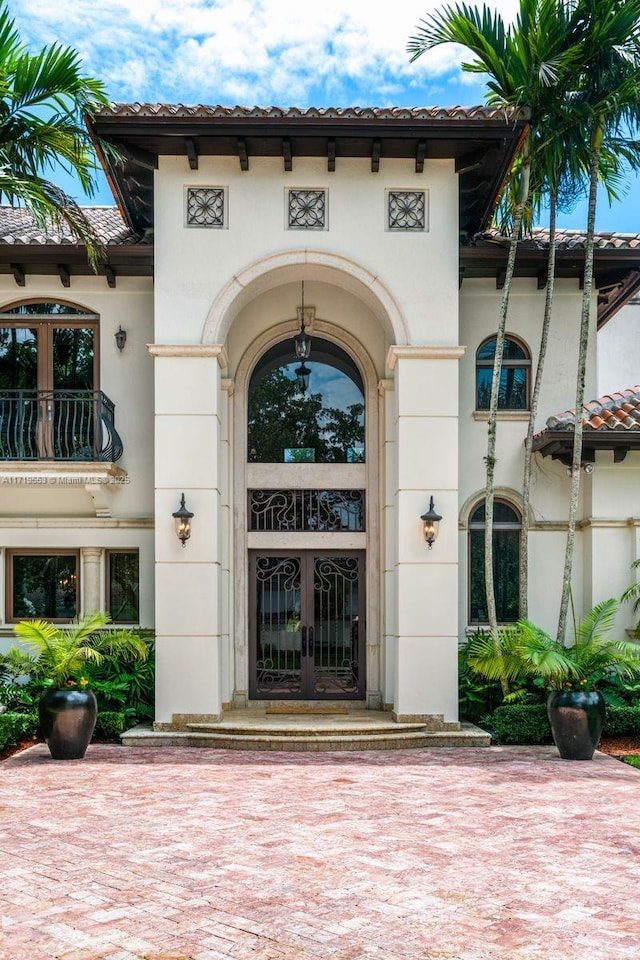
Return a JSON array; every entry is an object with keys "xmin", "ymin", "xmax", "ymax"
[{"xmin": 201, "ymin": 249, "xmax": 409, "ymax": 347}]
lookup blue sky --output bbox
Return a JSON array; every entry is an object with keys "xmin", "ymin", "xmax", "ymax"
[{"xmin": 12, "ymin": 0, "xmax": 640, "ymax": 233}]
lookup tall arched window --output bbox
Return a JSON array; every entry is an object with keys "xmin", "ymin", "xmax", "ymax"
[
  {"xmin": 469, "ymin": 499, "xmax": 521, "ymax": 623},
  {"xmin": 248, "ymin": 337, "xmax": 365, "ymax": 463},
  {"xmin": 476, "ymin": 335, "xmax": 531, "ymax": 410}
]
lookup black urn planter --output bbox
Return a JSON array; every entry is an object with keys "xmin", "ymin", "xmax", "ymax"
[
  {"xmin": 39, "ymin": 687, "xmax": 98, "ymax": 760},
  {"xmin": 547, "ymin": 690, "xmax": 605, "ymax": 761}
]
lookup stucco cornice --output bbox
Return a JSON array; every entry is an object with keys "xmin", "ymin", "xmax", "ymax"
[
  {"xmin": 386, "ymin": 345, "xmax": 466, "ymax": 369},
  {"xmin": 148, "ymin": 343, "xmax": 228, "ymax": 368}
]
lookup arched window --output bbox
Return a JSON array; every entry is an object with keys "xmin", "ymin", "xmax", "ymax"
[
  {"xmin": 0, "ymin": 301, "xmax": 102, "ymax": 460},
  {"xmin": 0, "ymin": 301, "xmax": 98, "ymax": 392},
  {"xmin": 468, "ymin": 499, "xmax": 521, "ymax": 623},
  {"xmin": 476, "ymin": 335, "xmax": 531, "ymax": 410},
  {"xmin": 248, "ymin": 337, "xmax": 365, "ymax": 463}
]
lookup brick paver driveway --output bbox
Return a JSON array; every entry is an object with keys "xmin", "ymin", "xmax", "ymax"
[{"xmin": 2, "ymin": 744, "xmax": 640, "ymax": 960}]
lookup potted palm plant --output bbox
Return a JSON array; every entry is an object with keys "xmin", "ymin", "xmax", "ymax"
[
  {"xmin": 467, "ymin": 598, "xmax": 640, "ymax": 760},
  {"xmin": 4, "ymin": 612, "xmax": 148, "ymax": 760}
]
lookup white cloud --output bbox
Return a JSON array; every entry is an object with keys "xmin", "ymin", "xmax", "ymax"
[{"xmin": 12, "ymin": 0, "xmax": 521, "ymax": 106}]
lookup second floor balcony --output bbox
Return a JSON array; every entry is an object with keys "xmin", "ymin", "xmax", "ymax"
[{"xmin": 0, "ymin": 390, "xmax": 123, "ymax": 463}]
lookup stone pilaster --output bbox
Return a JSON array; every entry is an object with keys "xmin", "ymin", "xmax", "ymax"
[
  {"xmin": 149, "ymin": 343, "xmax": 227, "ymax": 727},
  {"xmin": 387, "ymin": 346, "xmax": 464, "ymax": 725}
]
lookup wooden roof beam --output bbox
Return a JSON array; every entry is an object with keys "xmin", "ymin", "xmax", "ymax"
[
  {"xmin": 9, "ymin": 263, "xmax": 25, "ymax": 287},
  {"xmin": 415, "ymin": 140, "xmax": 426, "ymax": 173},
  {"xmin": 237, "ymin": 137, "xmax": 249, "ymax": 171},
  {"xmin": 282, "ymin": 138, "xmax": 292, "ymax": 172},
  {"xmin": 537, "ymin": 267, "xmax": 548, "ymax": 290},
  {"xmin": 496, "ymin": 267, "xmax": 506, "ymax": 290},
  {"xmin": 117, "ymin": 141, "xmax": 158, "ymax": 171},
  {"xmin": 57, "ymin": 264, "xmax": 70, "ymax": 288},
  {"xmin": 102, "ymin": 265, "xmax": 116, "ymax": 288},
  {"xmin": 185, "ymin": 138, "xmax": 198, "ymax": 170},
  {"xmin": 371, "ymin": 139, "xmax": 381, "ymax": 173},
  {"xmin": 455, "ymin": 147, "xmax": 488, "ymax": 175},
  {"xmin": 327, "ymin": 138, "xmax": 336, "ymax": 172}
]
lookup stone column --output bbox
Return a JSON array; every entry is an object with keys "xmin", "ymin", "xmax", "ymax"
[
  {"xmin": 387, "ymin": 345, "xmax": 464, "ymax": 726},
  {"xmin": 81, "ymin": 547, "xmax": 103, "ymax": 615},
  {"xmin": 150, "ymin": 343, "xmax": 227, "ymax": 729}
]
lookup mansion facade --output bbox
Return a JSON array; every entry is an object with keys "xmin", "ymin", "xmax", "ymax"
[{"xmin": 0, "ymin": 103, "xmax": 638, "ymax": 731}]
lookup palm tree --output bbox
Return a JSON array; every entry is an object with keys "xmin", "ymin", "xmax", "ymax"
[
  {"xmin": 556, "ymin": 0, "xmax": 640, "ymax": 642},
  {"xmin": 0, "ymin": 2, "xmax": 111, "ymax": 265},
  {"xmin": 408, "ymin": 0, "xmax": 582, "ymax": 644}
]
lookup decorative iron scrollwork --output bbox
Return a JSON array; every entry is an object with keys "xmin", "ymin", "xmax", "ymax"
[
  {"xmin": 388, "ymin": 190, "xmax": 426, "ymax": 230},
  {"xmin": 249, "ymin": 489, "xmax": 365, "ymax": 532},
  {"xmin": 288, "ymin": 189, "xmax": 326, "ymax": 229},
  {"xmin": 186, "ymin": 187, "xmax": 225, "ymax": 227}
]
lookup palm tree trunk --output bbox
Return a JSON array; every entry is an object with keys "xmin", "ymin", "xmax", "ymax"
[
  {"xmin": 485, "ymin": 145, "xmax": 530, "ymax": 697},
  {"xmin": 556, "ymin": 123, "xmax": 602, "ymax": 643},
  {"xmin": 520, "ymin": 192, "xmax": 557, "ymax": 618}
]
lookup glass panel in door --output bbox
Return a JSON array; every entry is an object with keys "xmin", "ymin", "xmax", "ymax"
[
  {"xmin": 312, "ymin": 556, "xmax": 361, "ymax": 697},
  {"xmin": 250, "ymin": 551, "xmax": 365, "ymax": 700},
  {"xmin": 252, "ymin": 556, "xmax": 303, "ymax": 696},
  {"xmin": 51, "ymin": 327, "xmax": 96, "ymax": 458},
  {"xmin": 0, "ymin": 327, "xmax": 38, "ymax": 457}
]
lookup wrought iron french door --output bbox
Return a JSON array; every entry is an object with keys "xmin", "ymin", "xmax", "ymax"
[{"xmin": 249, "ymin": 551, "xmax": 365, "ymax": 699}]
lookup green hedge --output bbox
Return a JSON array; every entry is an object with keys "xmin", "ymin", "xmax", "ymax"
[
  {"xmin": 492, "ymin": 704, "xmax": 552, "ymax": 744},
  {"xmin": 0, "ymin": 712, "xmax": 39, "ymax": 751},
  {"xmin": 604, "ymin": 705, "xmax": 640, "ymax": 737},
  {"xmin": 93, "ymin": 711, "xmax": 127, "ymax": 740},
  {"xmin": 491, "ymin": 702, "xmax": 640, "ymax": 745}
]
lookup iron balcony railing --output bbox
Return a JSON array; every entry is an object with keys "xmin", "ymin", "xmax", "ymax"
[{"xmin": 0, "ymin": 390, "xmax": 123, "ymax": 462}]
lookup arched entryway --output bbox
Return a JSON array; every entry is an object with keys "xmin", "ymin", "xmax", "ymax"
[{"xmin": 227, "ymin": 285, "xmax": 385, "ymax": 710}]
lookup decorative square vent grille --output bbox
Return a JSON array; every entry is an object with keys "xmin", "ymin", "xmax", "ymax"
[
  {"xmin": 388, "ymin": 190, "xmax": 426, "ymax": 231},
  {"xmin": 288, "ymin": 189, "xmax": 327, "ymax": 229},
  {"xmin": 186, "ymin": 187, "xmax": 225, "ymax": 227}
]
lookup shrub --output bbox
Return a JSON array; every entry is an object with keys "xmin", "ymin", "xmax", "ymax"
[
  {"xmin": 603, "ymin": 705, "xmax": 640, "ymax": 737},
  {"xmin": 0, "ymin": 712, "xmax": 38, "ymax": 751},
  {"xmin": 492, "ymin": 704, "xmax": 552, "ymax": 744},
  {"xmin": 623, "ymin": 755, "xmax": 640, "ymax": 769},
  {"xmin": 93, "ymin": 711, "xmax": 127, "ymax": 740}
]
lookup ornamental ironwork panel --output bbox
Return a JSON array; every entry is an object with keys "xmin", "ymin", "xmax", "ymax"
[
  {"xmin": 0, "ymin": 390, "xmax": 123, "ymax": 461},
  {"xmin": 312, "ymin": 556, "xmax": 361, "ymax": 696},
  {"xmin": 186, "ymin": 187, "xmax": 225, "ymax": 227},
  {"xmin": 249, "ymin": 489, "xmax": 365, "ymax": 532},
  {"xmin": 253, "ymin": 556, "xmax": 303, "ymax": 695},
  {"xmin": 388, "ymin": 190, "xmax": 426, "ymax": 230},
  {"xmin": 288, "ymin": 189, "xmax": 326, "ymax": 229}
]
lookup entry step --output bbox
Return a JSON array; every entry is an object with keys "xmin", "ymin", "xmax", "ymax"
[{"xmin": 122, "ymin": 722, "xmax": 490, "ymax": 751}]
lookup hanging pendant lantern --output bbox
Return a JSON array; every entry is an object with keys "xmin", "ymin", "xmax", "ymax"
[
  {"xmin": 294, "ymin": 281, "xmax": 312, "ymax": 360},
  {"xmin": 295, "ymin": 362, "xmax": 311, "ymax": 393}
]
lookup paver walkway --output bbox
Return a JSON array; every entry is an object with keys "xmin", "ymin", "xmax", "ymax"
[{"xmin": 1, "ymin": 744, "xmax": 640, "ymax": 960}]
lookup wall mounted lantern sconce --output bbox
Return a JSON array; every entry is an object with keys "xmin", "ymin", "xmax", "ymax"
[
  {"xmin": 421, "ymin": 496, "xmax": 442, "ymax": 549},
  {"xmin": 172, "ymin": 493, "xmax": 194, "ymax": 547},
  {"xmin": 115, "ymin": 326, "xmax": 127, "ymax": 351}
]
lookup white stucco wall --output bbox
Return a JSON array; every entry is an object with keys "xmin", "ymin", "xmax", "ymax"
[
  {"xmin": 598, "ymin": 297, "xmax": 640, "ymax": 396},
  {"xmin": 458, "ymin": 277, "xmax": 599, "ymax": 639},
  {"xmin": 0, "ymin": 275, "xmax": 155, "ymax": 633}
]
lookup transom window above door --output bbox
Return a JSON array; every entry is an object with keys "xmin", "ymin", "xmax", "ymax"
[{"xmin": 248, "ymin": 337, "xmax": 365, "ymax": 463}]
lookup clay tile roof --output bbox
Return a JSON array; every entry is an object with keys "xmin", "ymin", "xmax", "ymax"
[
  {"xmin": 0, "ymin": 206, "xmax": 149, "ymax": 246},
  {"xmin": 480, "ymin": 227, "xmax": 640, "ymax": 250},
  {"xmin": 99, "ymin": 102, "xmax": 527, "ymax": 122},
  {"xmin": 544, "ymin": 386, "xmax": 640, "ymax": 432}
]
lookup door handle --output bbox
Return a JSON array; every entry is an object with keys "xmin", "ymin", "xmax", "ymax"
[
  {"xmin": 301, "ymin": 625, "xmax": 307, "ymax": 658},
  {"xmin": 308, "ymin": 626, "xmax": 314, "ymax": 659}
]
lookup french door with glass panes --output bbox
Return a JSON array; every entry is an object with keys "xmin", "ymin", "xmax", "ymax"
[
  {"xmin": 249, "ymin": 550, "xmax": 365, "ymax": 699},
  {"xmin": 0, "ymin": 305, "xmax": 98, "ymax": 459}
]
